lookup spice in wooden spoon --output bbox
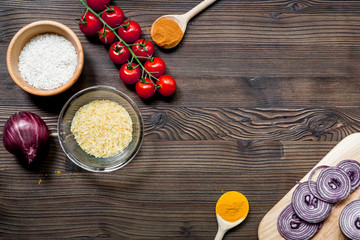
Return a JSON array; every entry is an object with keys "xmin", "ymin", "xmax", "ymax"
[
  {"xmin": 151, "ymin": 0, "xmax": 217, "ymax": 49},
  {"xmin": 214, "ymin": 191, "xmax": 249, "ymax": 240},
  {"xmin": 151, "ymin": 18, "xmax": 183, "ymax": 49}
]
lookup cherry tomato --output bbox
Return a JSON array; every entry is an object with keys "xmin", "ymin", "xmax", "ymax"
[
  {"xmin": 118, "ymin": 20, "xmax": 142, "ymax": 43},
  {"xmin": 136, "ymin": 78, "xmax": 156, "ymax": 99},
  {"xmin": 78, "ymin": 12, "xmax": 102, "ymax": 36},
  {"xmin": 98, "ymin": 27, "xmax": 115, "ymax": 44},
  {"xmin": 101, "ymin": 6, "xmax": 124, "ymax": 28},
  {"xmin": 144, "ymin": 57, "xmax": 166, "ymax": 78},
  {"xmin": 87, "ymin": 0, "xmax": 110, "ymax": 11},
  {"xmin": 157, "ymin": 75, "xmax": 176, "ymax": 96},
  {"xmin": 119, "ymin": 63, "xmax": 141, "ymax": 85},
  {"xmin": 131, "ymin": 39, "xmax": 154, "ymax": 60},
  {"xmin": 109, "ymin": 42, "xmax": 130, "ymax": 65}
]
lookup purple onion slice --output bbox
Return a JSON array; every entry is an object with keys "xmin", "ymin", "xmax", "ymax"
[
  {"xmin": 316, "ymin": 166, "xmax": 351, "ymax": 203},
  {"xmin": 277, "ymin": 204, "xmax": 322, "ymax": 240},
  {"xmin": 292, "ymin": 182, "xmax": 332, "ymax": 223},
  {"xmin": 337, "ymin": 160, "xmax": 360, "ymax": 192},
  {"xmin": 307, "ymin": 165, "xmax": 330, "ymax": 202},
  {"xmin": 339, "ymin": 200, "xmax": 360, "ymax": 240}
]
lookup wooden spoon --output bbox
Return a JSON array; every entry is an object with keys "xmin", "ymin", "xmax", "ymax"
[
  {"xmin": 151, "ymin": 0, "xmax": 217, "ymax": 49},
  {"xmin": 214, "ymin": 215, "xmax": 246, "ymax": 240},
  {"xmin": 214, "ymin": 191, "xmax": 249, "ymax": 240}
]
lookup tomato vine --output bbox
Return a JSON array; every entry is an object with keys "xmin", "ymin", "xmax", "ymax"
[{"xmin": 79, "ymin": 0, "xmax": 158, "ymax": 88}]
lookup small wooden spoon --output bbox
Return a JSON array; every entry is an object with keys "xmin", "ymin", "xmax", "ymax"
[
  {"xmin": 214, "ymin": 191, "xmax": 249, "ymax": 240},
  {"xmin": 214, "ymin": 215, "xmax": 246, "ymax": 240},
  {"xmin": 151, "ymin": 0, "xmax": 217, "ymax": 49}
]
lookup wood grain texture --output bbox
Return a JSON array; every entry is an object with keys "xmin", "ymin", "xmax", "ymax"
[
  {"xmin": 1, "ymin": 0, "xmax": 360, "ymax": 239},
  {"xmin": 0, "ymin": 137, "xmax": 335, "ymax": 239}
]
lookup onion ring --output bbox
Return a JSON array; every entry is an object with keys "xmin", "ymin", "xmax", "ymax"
[
  {"xmin": 277, "ymin": 204, "xmax": 322, "ymax": 240},
  {"xmin": 307, "ymin": 165, "xmax": 330, "ymax": 202},
  {"xmin": 339, "ymin": 200, "xmax": 360, "ymax": 240},
  {"xmin": 337, "ymin": 160, "xmax": 360, "ymax": 192},
  {"xmin": 316, "ymin": 166, "xmax": 351, "ymax": 203},
  {"xmin": 292, "ymin": 182, "xmax": 332, "ymax": 223}
]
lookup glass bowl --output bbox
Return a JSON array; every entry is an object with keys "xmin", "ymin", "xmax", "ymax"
[{"xmin": 57, "ymin": 86, "xmax": 144, "ymax": 172}]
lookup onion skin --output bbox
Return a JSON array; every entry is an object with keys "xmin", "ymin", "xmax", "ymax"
[
  {"xmin": 337, "ymin": 160, "xmax": 360, "ymax": 193},
  {"xmin": 292, "ymin": 182, "xmax": 332, "ymax": 223},
  {"xmin": 3, "ymin": 112, "xmax": 49, "ymax": 164},
  {"xmin": 339, "ymin": 200, "xmax": 360, "ymax": 240},
  {"xmin": 277, "ymin": 204, "xmax": 322, "ymax": 240}
]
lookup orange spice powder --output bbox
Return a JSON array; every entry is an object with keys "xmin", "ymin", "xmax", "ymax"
[
  {"xmin": 152, "ymin": 19, "xmax": 183, "ymax": 48},
  {"xmin": 216, "ymin": 191, "xmax": 249, "ymax": 222}
]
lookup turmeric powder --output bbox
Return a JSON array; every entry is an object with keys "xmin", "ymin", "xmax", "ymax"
[
  {"xmin": 151, "ymin": 19, "xmax": 183, "ymax": 49},
  {"xmin": 216, "ymin": 191, "xmax": 249, "ymax": 222}
]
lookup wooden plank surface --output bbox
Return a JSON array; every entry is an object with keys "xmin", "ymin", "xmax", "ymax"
[
  {"xmin": 258, "ymin": 133, "xmax": 360, "ymax": 240},
  {"xmin": 1, "ymin": 0, "xmax": 360, "ymax": 239}
]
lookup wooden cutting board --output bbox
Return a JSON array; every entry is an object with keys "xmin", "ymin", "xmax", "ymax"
[{"xmin": 258, "ymin": 133, "xmax": 360, "ymax": 240}]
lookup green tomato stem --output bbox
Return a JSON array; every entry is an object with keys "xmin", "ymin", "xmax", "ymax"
[{"xmin": 79, "ymin": 0, "xmax": 158, "ymax": 86}]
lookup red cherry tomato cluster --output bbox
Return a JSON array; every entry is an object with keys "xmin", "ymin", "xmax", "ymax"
[{"xmin": 78, "ymin": 0, "xmax": 177, "ymax": 99}]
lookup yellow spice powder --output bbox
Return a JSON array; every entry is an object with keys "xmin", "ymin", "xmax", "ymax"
[
  {"xmin": 152, "ymin": 19, "xmax": 183, "ymax": 48},
  {"xmin": 216, "ymin": 191, "xmax": 249, "ymax": 222}
]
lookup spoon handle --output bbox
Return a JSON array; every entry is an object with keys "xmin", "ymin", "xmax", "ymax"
[
  {"xmin": 214, "ymin": 227, "xmax": 226, "ymax": 240},
  {"xmin": 183, "ymin": 0, "xmax": 217, "ymax": 21}
]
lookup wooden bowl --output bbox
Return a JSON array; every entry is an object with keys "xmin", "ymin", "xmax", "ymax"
[{"xmin": 6, "ymin": 20, "xmax": 84, "ymax": 96}]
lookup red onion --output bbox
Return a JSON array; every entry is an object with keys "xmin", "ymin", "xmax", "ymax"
[
  {"xmin": 308, "ymin": 165, "xmax": 330, "ymax": 201},
  {"xmin": 292, "ymin": 182, "xmax": 332, "ymax": 223},
  {"xmin": 337, "ymin": 160, "xmax": 360, "ymax": 192},
  {"xmin": 3, "ymin": 112, "xmax": 49, "ymax": 164},
  {"xmin": 339, "ymin": 200, "xmax": 360, "ymax": 240},
  {"xmin": 308, "ymin": 165, "xmax": 351, "ymax": 203},
  {"xmin": 277, "ymin": 204, "xmax": 322, "ymax": 240},
  {"xmin": 316, "ymin": 166, "xmax": 351, "ymax": 203}
]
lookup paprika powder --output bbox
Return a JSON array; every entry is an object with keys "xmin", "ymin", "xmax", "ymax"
[{"xmin": 151, "ymin": 19, "xmax": 183, "ymax": 49}]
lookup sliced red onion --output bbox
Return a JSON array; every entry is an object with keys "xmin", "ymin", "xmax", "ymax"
[
  {"xmin": 277, "ymin": 204, "xmax": 322, "ymax": 240},
  {"xmin": 339, "ymin": 200, "xmax": 360, "ymax": 240},
  {"xmin": 307, "ymin": 165, "xmax": 330, "ymax": 202},
  {"xmin": 316, "ymin": 166, "xmax": 351, "ymax": 203},
  {"xmin": 292, "ymin": 182, "xmax": 332, "ymax": 223},
  {"xmin": 337, "ymin": 160, "xmax": 360, "ymax": 192}
]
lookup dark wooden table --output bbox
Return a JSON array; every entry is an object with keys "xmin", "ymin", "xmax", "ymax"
[{"xmin": 1, "ymin": 0, "xmax": 360, "ymax": 239}]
